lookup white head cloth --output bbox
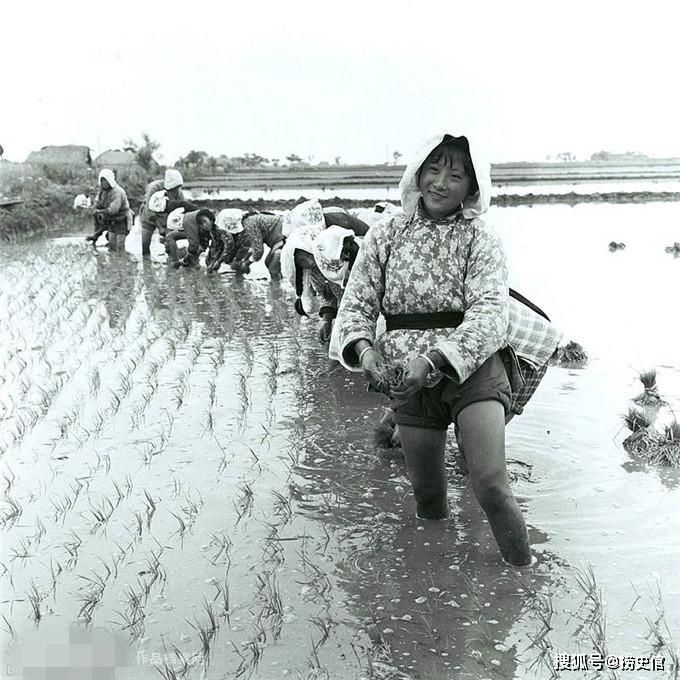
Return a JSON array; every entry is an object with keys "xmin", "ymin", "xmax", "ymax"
[
  {"xmin": 73, "ymin": 194, "xmax": 91, "ymax": 209},
  {"xmin": 166, "ymin": 207, "xmax": 185, "ymax": 231},
  {"xmin": 280, "ymin": 223, "xmax": 325, "ymax": 314},
  {"xmin": 281, "ymin": 199, "xmax": 325, "ymax": 238},
  {"xmin": 313, "ymin": 225, "xmax": 356, "ymax": 286},
  {"xmin": 398, "ymin": 132, "xmax": 491, "ymax": 220},
  {"xmin": 98, "ymin": 168, "xmax": 118, "ymax": 189},
  {"xmin": 216, "ymin": 209, "xmax": 245, "ymax": 234},
  {"xmin": 148, "ymin": 190, "xmax": 168, "ymax": 213},
  {"xmin": 164, "ymin": 168, "xmax": 184, "ymax": 190}
]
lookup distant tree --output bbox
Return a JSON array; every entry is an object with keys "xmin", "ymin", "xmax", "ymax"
[
  {"xmin": 334, "ymin": 156, "xmax": 342, "ymax": 165},
  {"xmin": 270, "ymin": 158, "xmax": 280, "ymax": 167},
  {"xmin": 0, "ymin": 143, "xmax": 4, "ymax": 160},
  {"xmin": 286, "ymin": 154, "xmax": 303, "ymax": 165},
  {"xmin": 123, "ymin": 132, "xmax": 160, "ymax": 173},
  {"xmin": 393, "ymin": 150, "xmax": 402, "ymax": 165}
]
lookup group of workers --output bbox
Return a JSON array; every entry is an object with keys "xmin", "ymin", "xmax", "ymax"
[{"xmin": 78, "ymin": 167, "xmax": 393, "ymax": 341}]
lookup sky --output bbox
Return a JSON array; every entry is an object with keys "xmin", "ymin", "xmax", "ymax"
[{"xmin": 2, "ymin": 0, "xmax": 680, "ymax": 166}]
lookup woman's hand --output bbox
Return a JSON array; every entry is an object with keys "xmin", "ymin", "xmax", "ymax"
[
  {"xmin": 360, "ymin": 347, "xmax": 389, "ymax": 392},
  {"xmin": 391, "ymin": 356, "xmax": 432, "ymax": 403}
]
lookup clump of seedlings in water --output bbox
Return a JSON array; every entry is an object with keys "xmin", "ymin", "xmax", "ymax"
[
  {"xmin": 622, "ymin": 371, "xmax": 680, "ymax": 467},
  {"xmin": 554, "ymin": 340, "xmax": 589, "ymax": 367},
  {"xmin": 633, "ymin": 369, "xmax": 667, "ymax": 408}
]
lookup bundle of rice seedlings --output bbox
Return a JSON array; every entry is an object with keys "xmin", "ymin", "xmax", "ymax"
[
  {"xmin": 632, "ymin": 369, "xmax": 667, "ymax": 408},
  {"xmin": 622, "ymin": 405, "xmax": 653, "ymax": 433},
  {"xmin": 369, "ymin": 363, "xmax": 405, "ymax": 395},
  {"xmin": 622, "ymin": 426, "xmax": 660, "ymax": 458},
  {"xmin": 555, "ymin": 341, "xmax": 588, "ymax": 367}
]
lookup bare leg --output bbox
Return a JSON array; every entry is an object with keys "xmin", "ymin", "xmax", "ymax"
[
  {"xmin": 164, "ymin": 230, "xmax": 186, "ymax": 263},
  {"xmin": 398, "ymin": 425, "xmax": 449, "ymax": 520},
  {"xmin": 456, "ymin": 400, "xmax": 531, "ymax": 566},
  {"xmin": 141, "ymin": 225, "xmax": 155, "ymax": 257}
]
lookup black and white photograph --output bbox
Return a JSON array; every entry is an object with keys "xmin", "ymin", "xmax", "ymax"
[{"xmin": 2, "ymin": 1, "xmax": 680, "ymax": 678}]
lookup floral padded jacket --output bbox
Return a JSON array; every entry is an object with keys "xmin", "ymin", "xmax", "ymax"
[{"xmin": 334, "ymin": 203, "xmax": 562, "ymax": 388}]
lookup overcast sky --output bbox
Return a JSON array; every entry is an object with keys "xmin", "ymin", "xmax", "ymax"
[{"xmin": 3, "ymin": 0, "xmax": 679, "ymax": 165}]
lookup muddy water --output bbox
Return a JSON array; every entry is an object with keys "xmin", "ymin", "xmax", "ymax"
[{"xmin": 1, "ymin": 201, "xmax": 679, "ymax": 680}]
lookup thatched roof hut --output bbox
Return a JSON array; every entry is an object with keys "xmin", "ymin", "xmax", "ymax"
[
  {"xmin": 94, "ymin": 149, "xmax": 137, "ymax": 170},
  {"xmin": 25, "ymin": 145, "xmax": 92, "ymax": 166}
]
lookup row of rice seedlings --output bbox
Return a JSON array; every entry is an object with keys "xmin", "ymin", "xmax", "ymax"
[
  {"xmin": 156, "ymin": 642, "xmax": 199, "ymax": 680},
  {"xmin": 573, "ymin": 565, "xmax": 612, "ymax": 675},
  {"xmin": 74, "ymin": 562, "xmax": 114, "ymax": 624},
  {"xmin": 84, "ymin": 495, "xmax": 116, "ymax": 534},
  {"xmin": 188, "ymin": 598, "xmax": 219, "ymax": 669},
  {"xmin": 25, "ymin": 580, "xmax": 45, "ymax": 624},
  {"xmin": 201, "ymin": 409, "xmax": 214, "ymax": 438},
  {"xmin": 169, "ymin": 490, "xmax": 204, "ymax": 545},
  {"xmin": 169, "ymin": 366, "xmax": 192, "ymax": 410},
  {"xmin": 645, "ymin": 581, "xmax": 679, "ymax": 674},
  {"xmin": 296, "ymin": 538, "xmax": 334, "ymax": 605},
  {"xmin": 271, "ymin": 489, "xmax": 294, "ymax": 526},
  {"xmin": 0, "ymin": 492, "xmax": 23, "ymax": 528},
  {"xmin": 234, "ymin": 481, "xmax": 255, "ymax": 524},
  {"xmin": 61, "ymin": 531, "xmax": 84, "ymax": 568},
  {"xmin": 50, "ymin": 477, "xmax": 86, "ymax": 527},
  {"xmin": 209, "ymin": 339, "xmax": 226, "ymax": 370},
  {"xmin": 517, "ymin": 577, "xmax": 559, "ymax": 679},
  {"xmin": 138, "ymin": 430, "xmax": 169, "ymax": 466},
  {"xmin": 236, "ymin": 373, "xmax": 251, "ymax": 434},
  {"xmin": 215, "ymin": 436, "xmax": 234, "ymax": 474},
  {"xmin": 262, "ymin": 520, "xmax": 286, "ymax": 564},
  {"xmin": 115, "ymin": 547, "xmax": 166, "ymax": 640},
  {"xmin": 242, "ymin": 336, "xmax": 255, "ymax": 375},
  {"xmin": 208, "ymin": 530, "xmax": 233, "ymax": 568}
]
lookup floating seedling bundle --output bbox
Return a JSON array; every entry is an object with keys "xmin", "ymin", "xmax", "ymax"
[{"xmin": 622, "ymin": 370, "xmax": 680, "ymax": 467}]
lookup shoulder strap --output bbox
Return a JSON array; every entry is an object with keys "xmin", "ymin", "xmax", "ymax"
[{"xmin": 509, "ymin": 288, "xmax": 550, "ymax": 321}]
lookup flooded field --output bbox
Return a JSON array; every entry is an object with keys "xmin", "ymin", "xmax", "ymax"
[
  {"xmin": 184, "ymin": 180, "xmax": 680, "ymax": 203},
  {"xmin": 1, "ymin": 200, "xmax": 680, "ymax": 680}
]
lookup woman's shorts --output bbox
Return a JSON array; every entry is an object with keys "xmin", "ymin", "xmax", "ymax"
[{"xmin": 392, "ymin": 352, "xmax": 512, "ymax": 430}]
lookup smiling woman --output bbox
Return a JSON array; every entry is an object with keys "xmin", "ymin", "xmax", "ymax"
[{"xmin": 417, "ymin": 136, "xmax": 479, "ymax": 219}]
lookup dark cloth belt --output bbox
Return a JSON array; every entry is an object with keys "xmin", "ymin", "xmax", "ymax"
[
  {"xmin": 385, "ymin": 289, "xmax": 550, "ymax": 332},
  {"xmin": 385, "ymin": 311, "xmax": 464, "ymax": 331}
]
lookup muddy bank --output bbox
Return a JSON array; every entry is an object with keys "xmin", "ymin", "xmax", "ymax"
[{"xmin": 197, "ymin": 190, "xmax": 680, "ymax": 213}]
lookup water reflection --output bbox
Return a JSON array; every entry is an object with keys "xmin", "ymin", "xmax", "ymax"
[{"xmin": 283, "ymin": 343, "xmax": 556, "ymax": 678}]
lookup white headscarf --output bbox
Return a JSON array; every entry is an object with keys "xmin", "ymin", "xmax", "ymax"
[
  {"xmin": 98, "ymin": 168, "xmax": 118, "ymax": 189},
  {"xmin": 73, "ymin": 194, "xmax": 91, "ymax": 209},
  {"xmin": 166, "ymin": 207, "xmax": 185, "ymax": 231},
  {"xmin": 280, "ymin": 223, "xmax": 325, "ymax": 315},
  {"xmin": 398, "ymin": 132, "xmax": 491, "ymax": 220},
  {"xmin": 281, "ymin": 199, "xmax": 325, "ymax": 238},
  {"xmin": 313, "ymin": 225, "xmax": 356, "ymax": 287},
  {"xmin": 148, "ymin": 190, "xmax": 168, "ymax": 213},
  {"xmin": 216, "ymin": 209, "xmax": 245, "ymax": 234},
  {"xmin": 164, "ymin": 168, "xmax": 184, "ymax": 190}
]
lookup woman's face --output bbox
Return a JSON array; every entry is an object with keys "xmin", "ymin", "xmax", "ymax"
[
  {"xmin": 418, "ymin": 152, "xmax": 471, "ymax": 219},
  {"xmin": 100, "ymin": 178, "xmax": 111, "ymax": 190}
]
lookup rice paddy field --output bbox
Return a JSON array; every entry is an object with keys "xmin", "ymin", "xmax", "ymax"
[{"xmin": 1, "ymin": 199, "xmax": 680, "ymax": 680}]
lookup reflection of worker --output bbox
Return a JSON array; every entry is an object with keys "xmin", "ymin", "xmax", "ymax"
[
  {"xmin": 85, "ymin": 169, "xmax": 130, "ymax": 251},
  {"xmin": 139, "ymin": 169, "xmax": 185, "ymax": 256}
]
